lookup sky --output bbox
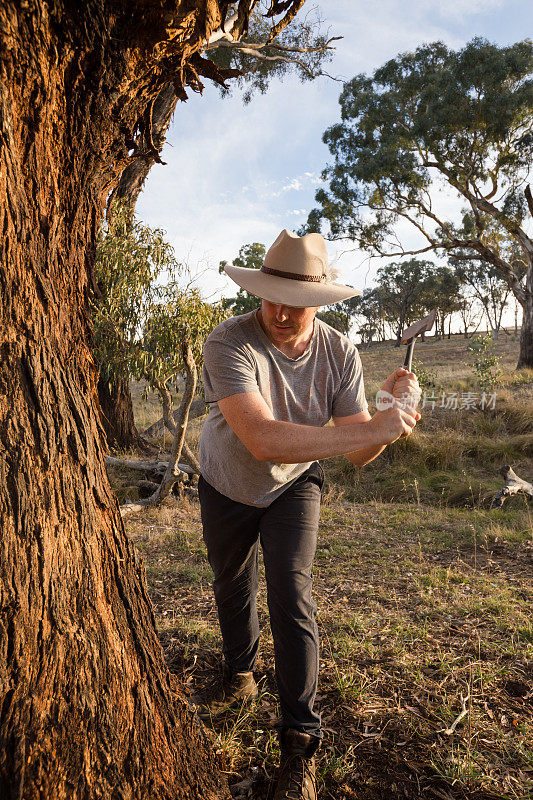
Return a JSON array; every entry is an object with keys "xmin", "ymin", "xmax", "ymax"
[{"xmin": 136, "ymin": 0, "xmax": 533, "ymax": 313}]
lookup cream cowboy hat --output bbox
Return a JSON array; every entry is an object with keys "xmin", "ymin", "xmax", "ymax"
[{"xmin": 224, "ymin": 229, "xmax": 362, "ymax": 308}]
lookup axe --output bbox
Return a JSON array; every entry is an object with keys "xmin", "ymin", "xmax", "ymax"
[{"xmin": 401, "ymin": 310, "xmax": 436, "ymax": 372}]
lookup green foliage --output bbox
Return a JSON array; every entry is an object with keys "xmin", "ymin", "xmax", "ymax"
[
  {"xmin": 142, "ymin": 284, "xmax": 225, "ymax": 388},
  {"xmin": 207, "ymin": 5, "xmax": 335, "ymax": 104},
  {"xmin": 467, "ymin": 335, "xmax": 502, "ymax": 391},
  {"xmin": 348, "ymin": 289, "xmax": 383, "ymax": 343},
  {"xmin": 219, "ymin": 243, "xmax": 264, "ymax": 315},
  {"xmin": 375, "ymin": 259, "xmax": 435, "ymax": 341},
  {"xmin": 93, "ymin": 204, "xmax": 224, "ymax": 391},
  {"xmin": 424, "ymin": 266, "xmax": 462, "ymax": 336},
  {"xmin": 307, "ymin": 38, "xmax": 532, "ymax": 302},
  {"xmin": 412, "ymin": 357, "xmax": 438, "ymax": 392},
  {"xmin": 93, "ymin": 204, "xmax": 177, "ymax": 384},
  {"xmin": 316, "ymin": 308, "xmax": 350, "ymax": 334},
  {"xmin": 451, "ymin": 249, "xmax": 513, "ymax": 335}
]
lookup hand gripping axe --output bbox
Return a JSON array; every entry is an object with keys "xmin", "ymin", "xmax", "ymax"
[
  {"xmin": 401, "ymin": 310, "xmax": 436, "ymax": 372},
  {"xmin": 376, "ymin": 309, "xmax": 436, "ymax": 413}
]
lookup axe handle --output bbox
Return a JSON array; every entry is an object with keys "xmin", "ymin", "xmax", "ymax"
[{"xmin": 403, "ymin": 338, "xmax": 415, "ymax": 371}]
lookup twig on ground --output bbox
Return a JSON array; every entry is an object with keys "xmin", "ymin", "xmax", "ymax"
[{"xmin": 438, "ymin": 692, "xmax": 470, "ymax": 735}]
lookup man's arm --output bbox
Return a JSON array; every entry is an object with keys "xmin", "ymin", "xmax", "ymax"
[
  {"xmin": 332, "ymin": 409, "xmax": 387, "ymax": 467},
  {"xmin": 330, "ymin": 367, "xmax": 422, "ymax": 467},
  {"xmin": 217, "ymin": 391, "xmax": 417, "ymax": 464}
]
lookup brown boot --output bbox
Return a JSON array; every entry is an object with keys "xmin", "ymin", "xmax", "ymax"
[
  {"xmin": 193, "ymin": 667, "xmax": 258, "ymax": 720},
  {"xmin": 272, "ymin": 729, "xmax": 319, "ymax": 800}
]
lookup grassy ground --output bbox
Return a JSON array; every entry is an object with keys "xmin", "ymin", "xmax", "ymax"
[{"xmin": 111, "ymin": 333, "xmax": 533, "ymax": 799}]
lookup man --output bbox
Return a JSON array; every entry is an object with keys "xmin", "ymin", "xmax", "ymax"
[{"xmin": 196, "ymin": 230, "xmax": 420, "ymax": 800}]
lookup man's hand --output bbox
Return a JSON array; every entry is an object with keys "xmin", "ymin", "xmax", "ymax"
[
  {"xmin": 370, "ymin": 404, "xmax": 420, "ymax": 444},
  {"xmin": 379, "ymin": 368, "xmax": 421, "ymax": 411}
]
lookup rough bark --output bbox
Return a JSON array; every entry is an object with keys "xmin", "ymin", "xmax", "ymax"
[
  {"xmin": 0, "ymin": 0, "xmax": 302, "ymax": 797},
  {"xmin": 97, "ymin": 372, "xmax": 140, "ymax": 450},
  {"xmin": 108, "ymin": 84, "xmax": 180, "ymax": 213}
]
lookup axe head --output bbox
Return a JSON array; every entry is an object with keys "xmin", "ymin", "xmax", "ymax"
[{"xmin": 401, "ymin": 309, "xmax": 436, "ymax": 344}]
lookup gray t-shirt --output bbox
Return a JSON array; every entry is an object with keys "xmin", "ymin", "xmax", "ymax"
[{"xmin": 199, "ymin": 310, "xmax": 367, "ymax": 507}]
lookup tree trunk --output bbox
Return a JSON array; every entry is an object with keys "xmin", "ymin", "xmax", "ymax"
[
  {"xmin": 97, "ymin": 373, "xmax": 139, "ymax": 450},
  {"xmin": 517, "ymin": 272, "xmax": 533, "ymax": 368},
  {"xmin": 0, "ymin": 1, "xmax": 266, "ymax": 797}
]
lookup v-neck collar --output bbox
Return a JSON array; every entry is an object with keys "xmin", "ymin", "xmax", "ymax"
[{"xmin": 252, "ymin": 309, "xmax": 317, "ymax": 363}]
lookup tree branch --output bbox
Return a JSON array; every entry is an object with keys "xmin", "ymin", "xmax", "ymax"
[
  {"xmin": 525, "ymin": 185, "xmax": 533, "ymax": 219},
  {"xmin": 266, "ymin": 0, "xmax": 307, "ymax": 42},
  {"xmin": 491, "ymin": 466, "xmax": 533, "ymax": 509},
  {"xmin": 120, "ymin": 340, "xmax": 197, "ymax": 513}
]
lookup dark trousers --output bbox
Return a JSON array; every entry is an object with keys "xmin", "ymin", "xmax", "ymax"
[{"xmin": 198, "ymin": 463, "xmax": 324, "ymax": 738}]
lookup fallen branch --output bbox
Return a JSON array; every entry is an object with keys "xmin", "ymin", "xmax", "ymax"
[
  {"xmin": 105, "ymin": 456, "xmax": 196, "ymax": 476},
  {"xmin": 491, "ymin": 465, "xmax": 532, "ymax": 509},
  {"xmin": 438, "ymin": 692, "xmax": 470, "ymax": 735}
]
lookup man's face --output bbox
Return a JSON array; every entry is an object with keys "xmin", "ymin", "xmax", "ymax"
[{"xmin": 259, "ymin": 300, "xmax": 319, "ymax": 347}]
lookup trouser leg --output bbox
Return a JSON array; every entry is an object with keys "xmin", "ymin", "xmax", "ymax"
[
  {"xmin": 260, "ymin": 467, "xmax": 323, "ymax": 738},
  {"xmin": 198, "ymin": 476, "xmax": 261, "ymax": 673}
]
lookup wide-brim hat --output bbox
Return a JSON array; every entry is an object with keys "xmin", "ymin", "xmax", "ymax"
[{"xmin": 224, "ymin": 229, "xmax": 361, "ymax": 308}]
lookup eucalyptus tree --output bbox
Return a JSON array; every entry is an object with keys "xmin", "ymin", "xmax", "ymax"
[
  {"xmin": 94, "ymin": 208, "xmax": 222, "ymax": 469},
  {"xmin": 110, "ymin": 2, "xmax": 336, "ymax": 211},
  {"xmin": 0, "ymin": 1, "xmax": 311, "ymax": 797},
  {"xmin": 374, "ymin": 259, "xmax": 434, "ymax": 345},
  {"xmin": 219, "ymin": 242, "xmax": 264, "ymax": 315},
  {"xmin": 348, "ymin": 288, "xmax": 385, "ymax": 344},
  {"xmin": 451, "ymin": 258, "xmax": 511, "ymax": 338},
  {"xmin": 125, "ymin": 284, "xmax": 224, "ymax": 506},
  {"xmin": 94, "ymin": 206, "xmax": 173, "ymax": 448},
  {"xmin": 207, "ymin": 2, "xmax": 339, "ymax": 104},
  {"xmin": 458, "ymin": 291, "xmax": 484, "ymax": 339},
  {"xmin": 424, "ymin": 266, "xmax": 462, "ymax": 339},
  {"xmin": 306, "ymin": 38, "xmax": 533, "ymax": 367}
]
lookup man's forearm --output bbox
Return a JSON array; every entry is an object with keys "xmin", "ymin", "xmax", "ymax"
[
  {"xmin": 253, "ymin": 418, "xmax": 385, "ymax": 464},
  {"xmin": 344, "ymin": 443, "xmax": 387, "ymax": 467}
]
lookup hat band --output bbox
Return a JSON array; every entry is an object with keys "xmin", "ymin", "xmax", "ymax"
[{"xmin": 261, "ymin": 266, "xmax": 325, "ymax": 283}]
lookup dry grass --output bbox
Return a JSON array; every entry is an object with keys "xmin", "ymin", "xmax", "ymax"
[
  {"xmin": 108, "ymin": 333, "xmax": 533, "ymax": 800},
  {"xmin": 359, "ymin": 333, "xmax": 523, "ymax": 397},
  {"xmin": 123, "ymin": 499, "xmax": 533, "ymax": 800}
]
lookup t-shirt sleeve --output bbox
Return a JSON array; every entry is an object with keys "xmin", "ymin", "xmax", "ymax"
[
  {"xmin": 202, "ymin": 332, "xmax": 259, "ymax": 403},
  {"xmin": 331, "ymin": 346, "xmax": 368, "ymax": 418}
]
